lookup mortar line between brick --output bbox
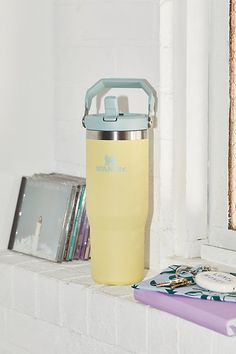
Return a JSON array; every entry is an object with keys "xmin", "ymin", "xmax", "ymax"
[
  {"xmin": 146, "ymin": 306, "xmax": 149, "ymax": 354},
  {"xmin": 210, "ymin": 332, "xmax": 217, "ymax": 354},
  {"xmin": 10, "ymin": 265, "xmax": 14, "ymax": 310},
  {"xmin": 86, "ymin": 288, "xmax": 89, "ymax": 336},
  {"xmin": 58, "ymin": 281, "xmax": 63, "ymax": 326},
  {"xmin": 114, "ymin": 297, "xmax": 118, "ymax": 346},
  {"xmin": 176, "ymin": 317, "xmax": 181, "ymax": 354},
  {"xmin": 34, "ymin": 273, "xmax": 39, "ymax": 319}
]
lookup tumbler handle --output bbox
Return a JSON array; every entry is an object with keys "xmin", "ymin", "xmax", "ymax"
[{"xmin": 84, "ymin": 78, "xmax": 156, "ymax": 117}]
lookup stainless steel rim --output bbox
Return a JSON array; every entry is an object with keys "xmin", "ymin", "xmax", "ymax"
[{"xmin": 86, "ymin": 130, "xmax": 148, "ymax": 140}]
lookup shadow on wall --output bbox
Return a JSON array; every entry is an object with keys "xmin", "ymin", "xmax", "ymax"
[
  {"xmin": 96, "ymin": 91, "xmax": 130, "ymax": 114},
  {"xmin": 145, "ymin": 94, "xmax": 158, "ymax": 269}
]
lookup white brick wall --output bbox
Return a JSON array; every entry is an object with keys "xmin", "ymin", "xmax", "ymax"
[
  {"xmin": 1, "ymin": 251, "xmax": 236, "ymax": 354},
  {"xmin": 0, "ymin": 0, "xmax": 55, "ymax": 250},
  {"xmin": 0, "ymin": 0, "xmax": 177, "ymax": 271},
  {"xmin": 54, "ymin": 0, "xmax": 176, "ymax": 270},
  {"xmin": 0, "ymin": 1, "xmax": 224, "ymax": 353}
]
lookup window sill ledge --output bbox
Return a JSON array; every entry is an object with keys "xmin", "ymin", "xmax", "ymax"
[
  {"xmin": 162, "ymin": 249, "xmax": 236, "ymax": 274},
  {"xmin": 201, "ymin": 244, "xmax": 236, "ymax": 271},
  {"xmin": 0, "ymin": 251, "xmax": 235, "ymax": 354}
]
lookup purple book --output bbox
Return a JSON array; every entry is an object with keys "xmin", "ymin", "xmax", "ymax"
[
  {"xmin": 79, "ymin": 215, "xmax": 89, "ymax": 260},
  {"xmin": 134, "ymin": 289, "xmax": 236, "ymax": 336}
]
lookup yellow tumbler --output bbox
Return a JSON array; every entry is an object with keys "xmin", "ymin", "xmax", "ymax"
[{"xmin": 82, "ymin": 78, "xmax": 156, "ymax": 285}]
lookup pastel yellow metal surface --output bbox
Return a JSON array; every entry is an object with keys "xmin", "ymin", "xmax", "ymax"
[{"xmin": 86, "ymin": 139, "xmax": 149, "ymax": 285}]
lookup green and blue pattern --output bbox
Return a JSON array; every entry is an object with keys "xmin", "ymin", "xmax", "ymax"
[{"xmin": 132, "ymin": 265, "xmax": 236, "ymax": 302}]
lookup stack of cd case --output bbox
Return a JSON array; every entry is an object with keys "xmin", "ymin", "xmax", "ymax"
[{"xmin": 8, "ymin": 173, "xmax": 90, "ymax": 263}]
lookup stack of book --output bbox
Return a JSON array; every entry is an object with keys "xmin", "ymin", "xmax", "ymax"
[
  {"xmin": 133, "ymin": 265, "xmax": 236, "ymax": 336},
  {"xmin": 8, "ymin": 173, "xmax": 90, "ymax": 263}
]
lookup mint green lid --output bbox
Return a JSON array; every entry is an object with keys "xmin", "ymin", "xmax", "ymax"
[
  {"xmin": 84, "ymin": 113, "xmax": 148, "ymax": 131},
  {"xmin": 82, "ymin": 78, "xmax": 157, "ymax": 132}
]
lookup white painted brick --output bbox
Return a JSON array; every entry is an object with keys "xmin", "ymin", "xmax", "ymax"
[
  {"xmin": 62, "ymin": 260, "xmax": 90, "ymax": 269},
  {"xmin": 55, "ymin": 46, "xmax": 116, "ymax": 85},
  {"xmin": 36, "ymin": 275, "xmax": 60, "ymax": 324},
  {"xmin": 178, "ymin": 318, "xmax": 214, "ymax": 354},
  {"xmin": 53, "ymin": 0, "xmax": 162, "ymax": 281},
  {"xmin": 144, "ymin": 229, "xmax": 151, "ymax": 270},
  {"xmin": 150, "ymin": 130, "xmax": 159, "ymax": 178},
  {"xmin": 112, "ymin": 347, "xmax": 135, "ymax": 354},
  {"xmin": 61, "ymin": 262, "xmax": 91, "ymax": 276},
  {"xmin": 55, "ymin": 2, "xmax": 155, "ymax": 44},
  {"xmin": 0, "ymin": 342, "xmax": 30, "ymax": 354},
  {"xmin": 0, "ymin": 306, "xmax": 6, "ymax": 342},
  {"xmin": 70, "ymin": 275, "xmax": 104, "ymax": 289},
  {"xmin": 5, "ymin": 309, "xmax": 61, "ymax": 354},
  {"xmin": 148, "ymin": 175, "xmax": 157, "ymax": 227},
  {"xmin": 1, "ymin": 0, "xmax": 227, "ymax": 353},
  {"xmin": 148, "ymin": 133, "xmax": 155, "ymax": 178},
  {"xmin": 146, "ymin": 176, "xmax": 159, "ymax": 268},
  {"xmin": 160, "ymin": 0, "xmax": 173, "ymax": 47},
  {"xmin": 53, "ymin": 328, "xmax": 83, "ymax": 354},
  {"xmin": 43, "ymin": 264, "xmax": 89, "ymax": 281},
  {"xmin": 18, "ymin": 259, "xmax": 64, "ymax": 273},
  {"xmin": 158, "ymin": 205, "xmax": 175, "ymax": 236},
  {"xmin": 148, "ymin": 306, "xmax": 178, "ymax": 354},
  {"xmin": 27, "ymin": 318, "xmax": 61, "ymax": 354},
  {"xmin": 0, "ymin": 252, "xmax": 35, "ymax": 266},
  {"xmin": 3, "ymin": 258, "xmax": 236, "ymax": 354},
  {"xmin": 55, "ymin": 160, "xmax": 86, "ymax": 179},
  {"xmin": 54, "ymin": 327, "xmax": 122, "ymax": 354},
  {"xmin": 101, "ymin": 285, "xmax": 133, "ymax": 298},
  {"xmin": 149, "ymin": 175, "xmax": 159, "ymax": 228},
  {"xmin": 211, "ymin": 332, "xmax": 236, "ymax": 354},
  {"xmin": 158, "ymin": 139, "xmax": 175, "ymax": 228},
  {"xmin": 149, "ymin": 229, "xmax": 160, "ymax": 271},
  {"xmin": 61, "ymin": 281, "xmax": 87, "ymax": 334},
  {"xmin": 55, "ymin": 0, "xmax": 76, "ymax": 4},
  {"xmin": 88, "ymin": 290, "xmax": 116, "ymax": 345},
  {"xmin": 114, "ymin": 45, "xmax": 159, "ymax": 88},
  {"xmin": 144, "ymin": 268, "xmax": 161, "ymax": 280},
  {"xmin": 0, "ymin": 250, "xmax": 14, "ymax": 257},
  {"xmin": 55, "ymin": 0, "xmax": 152, "ymax": 3},
  {"xmin": 159, "ymin": 47, "xmax": 173, "ymax": 94},
  {"xmin": 152, "ymin": 0, "xmax": 160, "ymax": 43},
  {"xmin": 56, "ymin": 120, "xmax": 86, "ymax": 166},
  {"xmin": 158, "ymin": 93, "xmax": 174, "ymax": 140},
  {"xmin": 0, "ymin": 264, "xmax": 13, "ymax": 307},
  {"xmin": 159, "ymin": 229, "xmax": 176, "ymax": 259},
  {"xmin": 117, "ymin": 297, "xmax": 148, "ymax": 354},
  {"xmin": 12, "ymin": 268, "xmax": 35, "ymax": 317},
  {"xmin": 55, "ymin": 84, "xmax": 85, "ymax": 121}
]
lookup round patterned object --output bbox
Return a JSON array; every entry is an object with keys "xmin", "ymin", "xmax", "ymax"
[{"xmin": 195, "ymin": 271, "xmax": 236, "ymax": 293}]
